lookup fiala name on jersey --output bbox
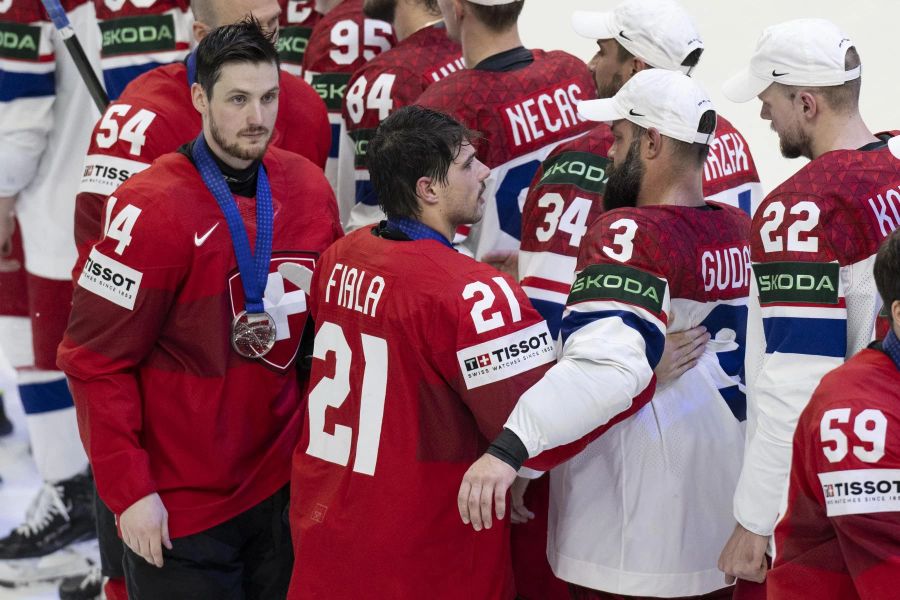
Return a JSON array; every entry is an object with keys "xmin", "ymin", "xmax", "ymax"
[
  {"xmin": 503, "ymin": 80, "xmax": 587, "ymax": 149},
  {"xmin": 324, "ymin": 262, "xmax": 386, "ymax": 318}
]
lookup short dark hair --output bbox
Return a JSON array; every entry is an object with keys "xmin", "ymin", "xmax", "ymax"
[
  {"xmin": 368, "ymin": 106, "xmax": 477, "ymax": 220},
  {"xmin": 196, "ymin": 17, "xmax": 280, "ymax": 99},
  {"xmin": 874, "ymin": 228, "xmax": 900, "ymax": 317},
  {"xmin": 780, "ymin": 46, "xmax": 862, "ymax": 113},
  {"xmin": 632, "ymin": 108, "xmax": 715, "ymax": 168},
  {"xmin": 464, "ymin": 0, "xmax": 523, "ymax": 33}
]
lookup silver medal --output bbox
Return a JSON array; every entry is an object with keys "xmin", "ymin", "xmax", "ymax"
[{"xmin": 231, "ymin": 311, "xmax": 277, "ymax": 358}]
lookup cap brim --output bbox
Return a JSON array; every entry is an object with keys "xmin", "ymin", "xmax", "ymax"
[
  {"xmin": 889, "ymin": 135, "xmax": 900, "ymax": 160},
  {"xmin": 722, "ymin": 68, "xmax": 772, "ymax": 103},
  {"xmin": 571, "ymin": 11, "xmax": 616, "ymax": 40},
  {"xmin": 577, "ymin": 98, "xmax": 622, "ymax": 123}
]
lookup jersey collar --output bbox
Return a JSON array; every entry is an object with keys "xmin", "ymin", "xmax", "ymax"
[
  {"xmin": 883, "ymin": 327, "xmax": 900, "ymax": 372},
  {"xmin": 385, "ymin": 217, "xmax": 453, "ymax": 249}
]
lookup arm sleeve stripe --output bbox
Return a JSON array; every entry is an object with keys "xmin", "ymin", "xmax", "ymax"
[
  {"xmin": 0, "ymin": 71, "xmax": 54, "ymax": 101},
  {"xmin": 561, "ymin": 309, "xmax": 665, "ymax": 369},
  {"xmin": 763, "ymin": 316, "xmax": 847, "ymax": 358},
  {"xmin": 528, "ymin": 297, "xmax": 564, "ymax": 339}
]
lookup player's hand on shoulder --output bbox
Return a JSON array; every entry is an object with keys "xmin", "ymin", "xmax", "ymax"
[
  {"xmin": 457, "ymin": 453, "xmax": 516, "ymax": 531},
  {"xmin": 655, "ymin": 324, "xmax": 710, "ymax": 386}
]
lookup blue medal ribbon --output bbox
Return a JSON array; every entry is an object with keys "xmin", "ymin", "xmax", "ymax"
[
  {"xmin": 385, "ymin": 217, "xmax": 453, "ymax": 249},
  {"xmin": 186, "ymin": 49, "xmax": 197, "ymax": 87},
  {"xmin": 192, "ymin": 133, "xmax": 273, "ymax": 314}
]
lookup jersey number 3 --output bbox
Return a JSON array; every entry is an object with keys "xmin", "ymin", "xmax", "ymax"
[{"xmin": 306, "ymin": 322, "xmax": 388, "ymax": 476}]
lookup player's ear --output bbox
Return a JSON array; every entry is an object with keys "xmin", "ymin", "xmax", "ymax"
[
  {"xmin": 416, "ymin": 176, "xmax": 439, "ymax": 207},
  {"xmin": 797, "ymin": 90, "xmax": 818, "ymax": 120},
  {"xmin": 644, "ymin": 127, "xmax": 663, "ymax": 159},
  {"xmin": 192, "ymin": 21, "xmax": 210, "ymax": 44},
  {"xmin": 191, "ymin": 82, "xmax": 208, "ymax": 115},
  {"xmin": 630, "ymin": 57, "xmax": 649, "ymax": 76},
  {"xmin": 891, "ymin": 300, "xmax": 900, "ymax": 331}
]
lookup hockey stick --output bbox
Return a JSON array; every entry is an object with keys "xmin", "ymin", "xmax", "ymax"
[{"xmin": 39, "ymin": 0, "xmax": 109, "ymax": 113}]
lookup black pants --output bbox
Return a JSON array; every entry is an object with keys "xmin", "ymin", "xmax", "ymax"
[
  {"xmin": 123, "ymin": 487, "xmax": 292, "ymax": 600},
  {"xmin": 95, "ymin": 487, "xmax": 125, "ymax": 579}
]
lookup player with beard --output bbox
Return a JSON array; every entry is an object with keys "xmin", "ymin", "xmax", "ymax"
[
  {"xmin": 717, "ymin": 19, "xmax": 900, "ymax": 598},
  {"xmin": 303, "ymin": 0, "xmax": 395, "ymax": 190},
  {"xmin": 459, "ymin": 69, "xmax": 752, "ymax": 599},
  {"xmin": 57, "ymin": 20, "xmax": 341, "ymax": 599},
  {"xmin": 337, "ymin": 0, "xmax": 463, "ymax": 228}
]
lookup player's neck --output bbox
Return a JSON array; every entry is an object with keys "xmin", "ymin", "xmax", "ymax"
[
  {"xmin": 461, "ymin": 25, "xmax": 522, "ymax": 69},
  {"xmin": 809, "ymin": 112, "xmax": 878, "ymax": 160},
  {"xmin": 637, "ymin": 171, "xmax": 705, "ymax": 208},
  {"xmin": 417, "ymin": 212, "xmax": 454, "ymax": 243},
  {"xmin": 393, "ymin": 5, "xmax": 441, "ymax": 41}
]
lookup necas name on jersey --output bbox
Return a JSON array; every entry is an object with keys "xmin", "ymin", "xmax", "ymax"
[
  {"xmin": 568, "ymin": 263, "xmax": 666, "ymax": 315},
  {"xmin": 700, "ymin": 243, "xmax": 751, "ymax": 295},
  {"xmin": 324, "ymin": 261, "xmax": 386, "ymax": 318},
  {"xmin": 99, "ymin": 13, "xmax": 177, "ymax": 57},
  {"xmin": 867, "ymin": 182, "xmax": 900, "ymax": 237},
  {"xmin": 754, "ymin": 261, "xmax": 840, "ymax": 305},
  {"xmin": 703, "ymin": 130, "xmax": 752, "ymax": 183},
  {"xmin": 78, "ymin": 247, "xmax": 143, "ymax": 310},
  {"xmin": 503, "ymin": 80, "xmax": 587, "ymax": 151},
  {"xmin": 456, "ymin": 321, "xmax": 554, "ymax": 390}
]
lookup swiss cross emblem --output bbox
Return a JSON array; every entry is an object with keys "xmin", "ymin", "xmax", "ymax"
[
  {"xmin": 478, "ymin": 354, "xmax": 492, "ymax": 367},
  {"xmin": 228, "ymin": 251, "xmax": 317, "ymax": 372}
]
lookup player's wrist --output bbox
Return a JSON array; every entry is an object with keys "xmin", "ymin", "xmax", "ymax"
[{"xmin": 486, "ymin": 428, "xmax": 528, "ymax": 472}]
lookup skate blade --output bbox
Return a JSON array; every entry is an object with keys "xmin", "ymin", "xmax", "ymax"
[{"xmin": 0, "ymin": 546, "xmax": 95, "ymax": 588}]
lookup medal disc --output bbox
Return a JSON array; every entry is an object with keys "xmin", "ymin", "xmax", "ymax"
[{"xmin": 231, "ymin": 311, "xmax": 277, "ymax": 358}]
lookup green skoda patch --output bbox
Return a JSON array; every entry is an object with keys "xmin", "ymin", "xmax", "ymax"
[
  {"xmin": 348, "ymin": 128, "xmax": 376, "ymax": 167},
  {"xmin": 754, "ymin": 261, "xmax": 839, "ymax": 305},
  {"xmin": 568, "ymin": 263, "xmax": 666, "ymax": 314},
  {"xmin": 0, "ymin": 22, "xmax": 40, "ymax": 61},
  {"xmin": 536, "ymin": 151, "xmax": 610, "ymax": 194},
  {"xmin": 277, "ymin": 26, "xmax": 313, "ymax": 64},
  {"xmin": 100, "ymin": 14, "xmax": 176, "ymax": 57},
  {"xmin": 311, "ymin": 72, "xmax": 351, "ymax": 110}
]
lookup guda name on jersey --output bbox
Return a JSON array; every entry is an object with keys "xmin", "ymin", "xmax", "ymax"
[
  {"xmin": 701, "ymin": 244, "xmax": 751, "ymax": 292},
  {"xmin": 324, "ymin": 262, "xmax": 385, "ymax": 317}
]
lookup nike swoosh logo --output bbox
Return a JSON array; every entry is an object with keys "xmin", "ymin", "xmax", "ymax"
[
  {"xmin": 619, "ymin": 30, "xmax": 632, "ymax": 41},
  {"xmin": 628, "ymin": 108, "xmax": 646, "ymax": 117},
  {"xmin": 194, "ymin": 223, "xmax": 219, "ymax": 247},
  {"xmin": 771, "ymin": 70, "xmax": 789, "ymax": 77}
]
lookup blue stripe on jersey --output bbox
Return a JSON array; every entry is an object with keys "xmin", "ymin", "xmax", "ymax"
[
  {"xmin": 738, "ymin": 189, "xmax": 751, "ymax": 215},
  {"xmin": 496, "ymin": 159, "xmax": 541, "ymax": 241},
  {"xmin": 0, "ymin": 70, "xmax": 54, "ymax": 101},
  {"xmin": 719, "ymin": 384, "xmax": 746, "ymax": 422},
  {"xmin": 329, "ymin": 123, "xmax": 340, "ymax": 159},
  {"xmin": 763, "ymin": 316, "xmax": 847, "ymax": 358},
  {"xmin": 530, "ymin": 297, "xmax": 564, "ymax": 340},
  {"xmin": 103, "ymin": 63, "xmax": 165, "ymax": 101},
  {"xmin": 701, "ymin": 303, "xmax": 748, "ymax": 381},
  {"xmin": 561, "ymin": 309, "xmax": 665, "ymax": 369},
  {"xmin": 356, "ymin": 179, "xmax": 378, "ymax": 207},
  {"xmin": 19, "ymin": 378, "xmax": 75, "ymax": 415}
]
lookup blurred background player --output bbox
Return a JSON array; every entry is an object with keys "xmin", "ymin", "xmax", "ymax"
[
  {"xmin": 277, "ymin": 0, "xmax": 320, "ymax": 75},
  {"xmin": 338, "ymin": 0, "xmax": 463, "ymax": 228},
  {"xmin": 0, "ymin": 0, "xmax": 195, "ymax": 593},
  {"xmin": 417, "ymin": 0, "xmax": 595, "ymax": 269},
  {"xmin": 303, "ymin": 0, "xmax": 395, "ymax": 190},
  {"xmin": 717, "ymin": 18, "xmax": 900, "ymax": 597},
  {"xmin": 769, "ymin": 229, "xmax": 900, "ymax": 599},
  {"xmin": 460, "ymin": 69, "xmax": 750, "ymax": 600},
  {"xmin": 288, "ymin": 105, "xmax": 553, "ymax": 600},
  {"xmin": 59, "ymin": 19, "xmax": 341, "ymax": 599}
]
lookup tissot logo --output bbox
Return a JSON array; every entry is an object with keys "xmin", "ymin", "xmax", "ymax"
[
  {"xmin": 819, "ymin": 469, "xmax": 900, "ymax": 517},
  {"xmin": 456, "ymin": 322, "xmax": 555, "ymax": 390}
]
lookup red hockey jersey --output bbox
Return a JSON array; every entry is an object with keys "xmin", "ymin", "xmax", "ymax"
[
  {"xmin": 416, "ymin": 49, "xmax": 596, "ymax": 259},
  {"xmin": 75, "ymin": 60, "xmax": 330, "ymax": 278},
  {"xmin": 770, "ymin": 347, "xmax": 900, "ymax": 600},
  {"xmin": 735, "ymin": 134, "xmax": 900, "ymax": 539},
  {"xmin": 277, "ymin": 0, "xmax": 319, "ymax": 76},
  {"xmin": 519, "ymin": 115, "xmax": 761, "ymax": 337},
  {"xmin": 302, "ymin": 0, "xmax": 394, "ymax": 188},
  {"xmin": 339, "ymin": 23, "xmax": 463, "ymax": 227},
  {"xmin": 288, "ymin": 227, "xmax": 555, "ymax": 600},
  {"xmin": 59, "ymin": 146, "xmax": 342, "ymax": 538}
]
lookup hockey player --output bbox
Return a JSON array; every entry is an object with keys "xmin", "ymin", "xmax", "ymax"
[
  {"xmin": 769, "ymin": 231, "xmax": 900, "ymax": 599},
  {"xmin": 76, "ymin": 0, "xmax": 331, "ymax": 276},
  {"xmin": 417, "ymin": 0, "xmax": 595, "ymax": 268},
  {"xmin": 717, "ymin": 19, "xmax": 900, "ymax": 596},
  {"xmin": 58, "ymin": 20, "xmax": 342, "ymax": 598},
  {"xmin": 338, "ymin": 0, "xmax": 463, "ymax": 227},
  {"xmin": 277, "ymin": 0, "xmax": 320, "ymax": 75},
  {"xmin": 288, "ymin": 105, "xmax": 554, "ymax": 600},
  {"xmin": 303, "ymin": 0, "xmax": 395, "ymax": 189},
  {"xmin": 460, "ymin": 69, "xmax": 750, "ymax": 599}
]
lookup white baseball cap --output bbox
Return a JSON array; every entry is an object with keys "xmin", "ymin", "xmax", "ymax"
[
  {"xmin": 889, "ymin": 136, "xmax": 900, "ymax": 160},
  {"xmin": 577, "ymin": 69, "xmax": 716, "ymax": 144},
  {"xmin": 466, "ymin": 0, "xmax": 522, "ymax": 4},
  {"xmin": 571, "ymin": 0, "xmax": 703, "ymax": 74},
  {"xmin": 723, "ymin": 18, "xmax": 859, "ymax": 103}
]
